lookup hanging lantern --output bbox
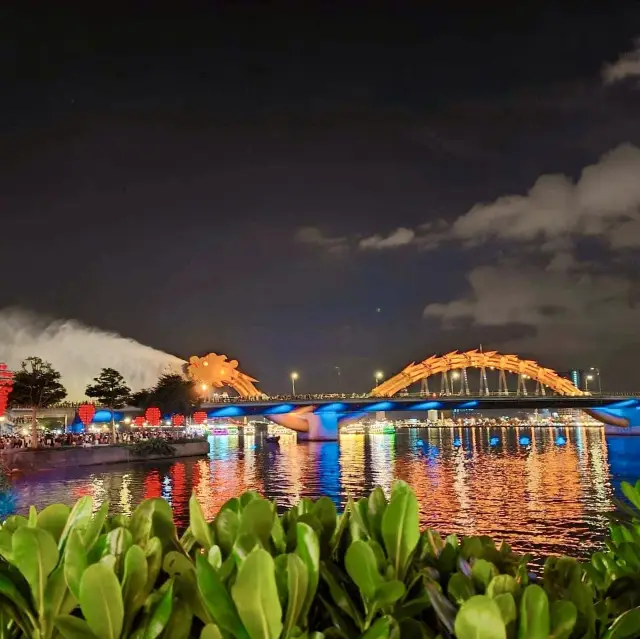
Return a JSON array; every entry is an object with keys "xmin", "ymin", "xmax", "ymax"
[
  {"xmin": 134, "ymin": 416, "xmax": 145, "ymax": 427},
  {"xmin": 193, "ymin": 411, "xmax": 207, "ymax": 425},
  {"xmin": 78, "ymin": 403, "xmax": 96, "ymax": 426},
  {"xmin": 145, "ymin": 407, "xmax": 161, "ymax": 426},
  {"xmin": 0, "ymin": 364, "xmax": 13, "ymax": 417},
  {"xmin": 172, "ymin": 414, "xmax": 185, "ymax": 427}
]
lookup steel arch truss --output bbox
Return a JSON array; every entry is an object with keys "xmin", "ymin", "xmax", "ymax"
[{"xmin": 371, "ymin": 350, "xmax": 584, "ymax": 397}]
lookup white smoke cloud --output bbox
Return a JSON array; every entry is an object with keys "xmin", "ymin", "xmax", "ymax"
[
  {"xmin": 452, "ymin": 143, "xmax": 640, "ymax": 247},
  {"xmin": 294, "ymin": 226, "xmax": 348, "ymax": 254},
  {"xmin": 359, "ymin": 227, "xmax": 416, "ymax": 250},
  {"xmin": 0, "ymin": 308, "xmax": 185, "ymax": 400},
  {"xmin": 603, "ymin": 38, "xmax": 640, "ymax": 84}
]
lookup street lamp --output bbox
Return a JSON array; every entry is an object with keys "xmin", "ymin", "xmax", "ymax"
[
  {"xmin": 451, "ymin": 370, "xmax": 460, "ymax": 395},
  {"xmin": 375, "ymin": 371, "xmax": 384, "ymax": 387},
  {"xmin": 589, "ymin": 367, "xmax": 602, "ymax": 394},
  {"xmin": 290, "ymin": 372, "xmax": 299, "ymax": 395},
  {"xmin": 585, "ymin": 374, "xmax": 594, "ymax": 393}
]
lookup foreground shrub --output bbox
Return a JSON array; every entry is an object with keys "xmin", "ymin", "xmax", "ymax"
[{"xmin": 0, "ymin": 481, "xmax": 638, "ymax": 638}]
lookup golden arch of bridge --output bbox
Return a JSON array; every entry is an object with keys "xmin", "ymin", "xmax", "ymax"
[{"xmin": 187, "ymin": 350, "xmax": 591, "ymax": 437}]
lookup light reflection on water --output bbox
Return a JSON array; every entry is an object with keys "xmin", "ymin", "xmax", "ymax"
[{"xmin": 6, "ymin": 426, "xmax": 640, "ymax": 558}]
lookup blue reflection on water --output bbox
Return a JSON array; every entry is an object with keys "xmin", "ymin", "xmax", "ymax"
[{"xmin": 519, "ymin": 436, "xmax": 531, "ymax": 446}]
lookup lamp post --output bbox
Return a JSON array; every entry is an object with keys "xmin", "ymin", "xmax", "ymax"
[
  {"xmin": 451, "ymin": 370, "xmax": 460, "ymax": 395},
  {"xmin": 589, "ymin": 367, "xmax": 602, "ymax": 394},
  {"xmin": 585, "ymin": 374, "xmax": 593, "ymax": 393},
  {"xmin": 290, "ymin": 372, "xmax": 298, "ymax": 396},
  {"xmin": 200, "ymin": 383, "xmax": 209, "ymax": 400},
  {"xmin": 375, "ymin": 371, "xmax": 383, "ymax": 387}
]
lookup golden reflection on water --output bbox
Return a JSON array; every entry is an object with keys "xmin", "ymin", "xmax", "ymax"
[{"xmin": 9, "ymin": 426, "xmax": 625, "ymax": 558}]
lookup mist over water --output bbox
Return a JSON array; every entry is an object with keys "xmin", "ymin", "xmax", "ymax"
[{"xmin": 0, "ymin": 308, "xmax": 186, "ymax": 400}]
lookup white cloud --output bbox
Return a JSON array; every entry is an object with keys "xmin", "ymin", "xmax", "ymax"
[
  {"xmin": 603, "ymin": 38, "xmax": 640, "ymax": 84},
  {"xmin": 424, "ymin": 262, "xmax": 640, "ymax": 357},
  {"xmin": 451, "ymin": 143, "xmax": 640, "ymax": 247},
  {"xmin": 294, "ymin": 226, "xmax": 348, "ymax": 254},
  {"xmin": 359, "ymin": 227, "xmax": 416, "ymax": 250}
]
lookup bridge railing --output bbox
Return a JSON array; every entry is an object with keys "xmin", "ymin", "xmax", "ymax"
[{"xmin": 202, "ymin": 391, "xmax": 640, "ymax": 404}]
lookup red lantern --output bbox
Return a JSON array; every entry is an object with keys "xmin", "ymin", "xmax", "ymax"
[
  {"xmin": 193, "ymin": 411, "xmax": 207, "ymax": 425},
  {"xmin": 134, "ymin": 416, "xmax": 145, "ymax": 427},
  {"xmin": 78, "ymin": 403, "xmax": 96, "ymax": 426},
  {"xmin": 0, "ymin": 364, "xmax": 14, "ymax": 417},
  {"xmin": 145, "ymin": 407, "xmax": 161, "ymax": 427},
  {"xmin": 172, "ymin": 414, "xmax": 185, "ymax": 427}
]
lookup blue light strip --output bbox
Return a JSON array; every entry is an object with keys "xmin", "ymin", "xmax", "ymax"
[
  {"xmin": 263, "ymin": 404, "xmax": 296, "ymax": 415},
  {"xmin": 362, "ymin": 401, "xmax": 395, "ymax": 412},
  {"xmin": 208, "ymin": 406, "xmax": 246, "ymax": 418}
]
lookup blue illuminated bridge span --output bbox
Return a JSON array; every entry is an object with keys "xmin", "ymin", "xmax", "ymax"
[{"xmin": 200, "ymin": 395, "xmax": 640, "ymax": 441}]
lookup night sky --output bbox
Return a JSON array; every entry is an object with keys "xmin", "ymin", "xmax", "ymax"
[{"xmin": 2, "ymin": 5, "xmax": 640, "ymax": 393}]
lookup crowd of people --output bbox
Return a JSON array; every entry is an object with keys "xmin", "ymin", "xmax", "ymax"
[{"xmin": 0, "ymin": 429, "xmax": 202, "ymax": 450}]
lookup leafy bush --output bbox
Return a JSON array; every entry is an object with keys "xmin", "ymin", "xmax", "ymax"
[
  {"xmin": 129, "ymin": 438, "xmax": 177, "ymax": 458},
  {"xmin": 0, "ymin": 481, "xmax": 638, "ymax": 638}
]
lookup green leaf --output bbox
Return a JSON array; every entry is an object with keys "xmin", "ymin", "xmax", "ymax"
[
  {"xmin": 348, "ymin": 497, "xmax": 370, "ymax": 541},
  {"xmin": 494, "ymin": 593, "xmax": 517, "ymax": 634},
  {"xmin": 81, "ymin": 501, "xmax": 109, "ymax": 551},
  {"xmin": 105, "ymin": 526, "xmax": 132, "ymax": 576},
  {"xmin": 295, "ymin": 522, "xmax": 320, "ymax": 619},
  {"xmin": 79, "ymin": 563, "xmax": 124, "ymax": 639},
  {"xmin": 196, "ymin": 553, "xmax": 247, "ymax": 638},
  {"xmin": 518, "ymin": 585, "xmax": 550, "ymax": 639},
  {"xmin": 487, "ymin": 575, "xmax": 519, "ymax": 599},
  {"xmin": 360, "ymin": 615, "xmax": 397, "ymax": 638},
  {"xmin": 122, "ymin": 545, "xmax": 148, "ymax": 633},
  {"xmin": 36, "ymin": 504, "xmax": 71, "ymax": 544},
  {"xmin": 44, "ymin": 564, "xmax": 77, "ymax": 635},
  {"xmin": 312, "ymin": 497, "xmax": 337, "ymax": 546},
  {"xmin": 367, "ymin": 487, "xmax": 387, "ymax": 544},
  {"xmin": 375, "ymin": 580, "xmax": 405, "ymax": 607},
  {"xmin": 190, "ymin": 492, "xmax": 214, "ymax": 551},
  {"xmin": 231, "ymin": 548, "xmax": 283, "ymax": 639},
  {"xmin": 55, "ymin": 615, "xmax": 98, "ymax": 639},
  {"xmin": 240, "ymin": 491, "xmax": 262, "ymax": 508},
  {"xmin": 163, "ymin": 551, "xmax": 210, "ymax": 624},
  {"xmin": 319, "ymin": 563, "xmax": 363, "ymax": 628},
  {"xmin": 64, "ymin": 529, "xmax": 87, "ymax": 600},
  {"xmin": 130, "ymin": 498, "xmax": 178, "ymax": 549},
  {"xmin": 549, "ymin": 600, "xmax": 577, "ymax": 639},
  {"xmin": 283, "ymin": 554, "xmax": 309, "ymax": 637},
  {"xmin": 200, "ymin": 624, "xmax": 224, "ymax": 639},
  {"xmin": 0, "ymin": 572, "xmax": 37, "ymax": 629},
  {"xmin": 448, "ymin": 572, "xmax": 475, "ymax": 605},
  {"xmin": 143, "ymin": 579, "xmax": 174, "ymax": 639},
  {"xmin": 214, "ymin": 509, "xmax": 240, "ymax": 556},
  {"xmin": 12, "ymin": 525, "xmax": 59, "ymax": 618},
  {"xmin": 621, "ymin": 482, "xmax": 640, "ymax": 512},
  {"xmin": 381, "ymin": 481, "xmax": 419, "ymax": 580},
  {"xmin": 208, "ymin": 545, "xmax": 222, "ymax": 570},
  {"xmin": 603, "ymin": 606, "xmax": 640, "ymax": 639},
  {"xmin": 472, "ymin": 559, "xmax": 499, "ymax": 592},
  {"xmin": 455, "ymin": 594, "xmax": 507, "ymax": 639},
  {"xmin": 239, "ymin": 499, "xmax": 275, "ymax": 547},
  {"xmin": 163, "ymin": 598, "xmax": 193, "ymax": 639},
  {"xmin": 345, "ymin": 539, "xmax": 382, "ymax": 600}
]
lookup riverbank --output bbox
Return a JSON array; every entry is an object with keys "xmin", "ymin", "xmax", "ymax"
[{"xmin": 0, "ymin": 439, "xmax": 210, "ymax": 474}]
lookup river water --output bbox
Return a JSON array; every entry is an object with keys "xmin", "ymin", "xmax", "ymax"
[{"xmin": 5, "ymin": 426, "xmax": 640, "ymax": 559}]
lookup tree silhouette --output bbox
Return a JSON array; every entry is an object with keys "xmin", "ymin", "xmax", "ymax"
[
  {"xmin": 10, "ymin": 357, "xmax": 67, "ymax": 448},
  {"xmin": 131, "ymin": 374, "xmax": 199, "ymax": 416},
  {"xmin": 86, "ymin": 368, "xmax": 131, "ymax": 438},
  {"xmin": 85, "ymin": 368, "xmax": 131, "ymax": 408}
]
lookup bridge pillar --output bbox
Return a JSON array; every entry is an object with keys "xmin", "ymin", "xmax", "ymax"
[
  {"xmin": 297, "ymin": 411, "xmax": 339, "ymax": 442},
  {"xmin": 587, "ymin": 401, "xmax": 640, "ymax": 434}
]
